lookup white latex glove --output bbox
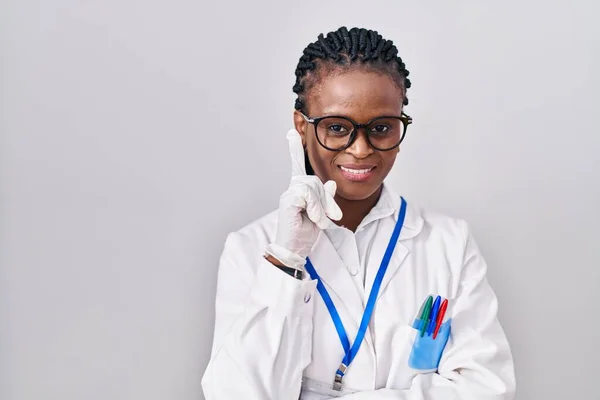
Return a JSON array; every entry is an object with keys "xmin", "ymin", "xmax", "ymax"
[{"xmin": 264, "ymin": 129, "xmax": 343, "ymax": 270}]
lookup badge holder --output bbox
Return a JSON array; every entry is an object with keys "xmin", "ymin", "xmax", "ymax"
[{"xmin": 300, "ymin": 376, "xmax": 359, "ymax": 399}]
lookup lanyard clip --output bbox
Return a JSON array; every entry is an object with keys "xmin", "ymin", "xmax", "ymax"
[{"xmin": 332, "ymin": 363, "xmax": 347, "ymax": 391}]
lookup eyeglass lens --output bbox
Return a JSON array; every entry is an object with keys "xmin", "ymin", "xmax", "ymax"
[{"xmin": 315, "ymin": 117, "xmax": 405, "ymax": 150}]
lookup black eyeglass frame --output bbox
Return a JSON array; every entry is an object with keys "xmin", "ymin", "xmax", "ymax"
[{"xmin": 300, "ymin": 112, "xmax": 413, "ymax": 151}]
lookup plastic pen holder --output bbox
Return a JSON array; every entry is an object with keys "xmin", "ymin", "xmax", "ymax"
[{"xmin": 408, "ymin": 318, "xmax": 451, "ymax": 370}]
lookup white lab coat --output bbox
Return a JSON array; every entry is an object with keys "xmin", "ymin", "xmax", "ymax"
[{"xmin": 201, "ymin": 186, "xmax": 516, "ymax": 400}]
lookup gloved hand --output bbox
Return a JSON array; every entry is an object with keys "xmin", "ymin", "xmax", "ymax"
[{"xmin": 264, "ymin": 129, "xmax": 343, "ymax": 270}]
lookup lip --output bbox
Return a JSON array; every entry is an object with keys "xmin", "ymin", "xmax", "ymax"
[
  {"xmin": 339, "ymin": 164, "xmax": 377, "ymax": 170},
  {"xmin": 337, "ymin": 164, "xmax": 377, "ymax": 182}
]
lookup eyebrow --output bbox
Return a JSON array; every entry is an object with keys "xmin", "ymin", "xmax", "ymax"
[
  {"xmin": 312, "ymin": 111, "xmax": 403, "ymax": 121},
  {"xmin": 318, "ymin": 107, "xmax": 402, "ymax": 119}
]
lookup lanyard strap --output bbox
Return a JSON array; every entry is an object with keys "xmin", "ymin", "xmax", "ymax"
[{"xmin": 304, "ymin": 197, "xmax": 407, "ymax": 390}]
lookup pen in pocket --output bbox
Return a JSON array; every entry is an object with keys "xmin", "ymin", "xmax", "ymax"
[
  {"xmin": 427, "ymin": 296, "xmax": 441, "ymax": 336},
  {"xmin": 433, "ymin": 299, "xmax": 448, "ymax": 339},
  {"xmin": 418, "ymin": 296, "xmax": 433, "ymax": 337}
]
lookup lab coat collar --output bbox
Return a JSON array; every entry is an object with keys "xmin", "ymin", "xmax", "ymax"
[
  {"xmin": 384, "ymin": 183, "xmax": 424, "ymax": 242},
  {"xmin": 322, "ymin": 183, "xmax": 423, "ymax": 240},
  {"xmin": 359, "ymin": 183, "xmax": 424, "ymax": 300},
  {"xmin": 355, "ymin": 184, "xmax": 397, "ymax": 232},
  {"xmin": 308, "ymin": 182, "xmax": 424, "ymax": 337}
]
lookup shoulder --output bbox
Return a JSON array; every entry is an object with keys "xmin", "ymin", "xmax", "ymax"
[
  {"xmin": 420, "ymin": 207, "xmax": 469, "ymax": 239},
  {"xmin": 406, "ymin": 200, "xmax": 492, "ymax": 280},
  {"xmin": 384, "ymin": 185, "xmax": 469, "ymax": 245},
  {"xmin": 236, "ymin": 209, "xmax": 278, "ymax": 243},
  {"xmin": 214, "ymin": 209, "xmax": 279, "ymax": 284},
  {"xmin": 404, "ymin": 199, "xmax": 471, "ymax": 259},
  {"xmin": 221, "ymin": 209, "xmax": 279, "ymax": 255}
]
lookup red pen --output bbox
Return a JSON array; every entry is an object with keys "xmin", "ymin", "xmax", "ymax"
[{"xmin": 433, "ymin": 299, "xmax": 448, "ymax": 339}]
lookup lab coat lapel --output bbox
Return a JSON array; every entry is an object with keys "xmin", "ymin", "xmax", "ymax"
[
  {"xmin": 365, "ymin": 200, "xmax": 424, "ymax": 301},
  {"xmin": 308, "ymin": 231, "xmax": 365, "ymax": 332}
]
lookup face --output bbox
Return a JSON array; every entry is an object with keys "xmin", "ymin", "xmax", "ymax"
[{"xmin": 294, "ymin": 68, "xmax": 404, "ymax": 201}]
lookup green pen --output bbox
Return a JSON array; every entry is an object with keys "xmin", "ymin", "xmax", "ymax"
[
  {"xmin": 419, "ymin": 296, "xmax": 433, "ymax": 337},
  {"xmin": 415, "ymin": 298, "xmax": 427, "ymax": 322}
]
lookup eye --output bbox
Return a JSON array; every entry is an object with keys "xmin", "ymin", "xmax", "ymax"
[
  {"xmin": 370, "ymin": 124, "xmax": 390, "ymax": 134},
  {"xmin": 326, "ymin": 124, "xmax": 350, "ymax": 135}
]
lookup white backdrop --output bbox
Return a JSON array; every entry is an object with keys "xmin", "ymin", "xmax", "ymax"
[{"xmin": 1, "ymin": 1, "xmax": 599, "ymax": 399}]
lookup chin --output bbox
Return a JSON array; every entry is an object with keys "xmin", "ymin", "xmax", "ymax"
[{"xmin": 335, "ymin": 182, "xmax": 382, "ymax": 201}]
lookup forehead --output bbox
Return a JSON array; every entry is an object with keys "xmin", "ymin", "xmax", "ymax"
[{"xmin": 307, "ymin": 69, "xmax": 404, "ymax": 120}]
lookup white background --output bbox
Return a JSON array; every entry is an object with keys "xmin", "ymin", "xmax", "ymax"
[{"xmin": 1, "ymin": 1, "xmax": 598, "ymax": 399}]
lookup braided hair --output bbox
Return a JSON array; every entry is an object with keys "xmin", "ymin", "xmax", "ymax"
[{"xmin": 293, "ymin": 26, "xmax": 411, "ymax": 114}]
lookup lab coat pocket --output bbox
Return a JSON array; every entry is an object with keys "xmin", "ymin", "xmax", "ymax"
[{"xmin": 408, "ymin": 319, "xmax": 451, "ymax": 371}]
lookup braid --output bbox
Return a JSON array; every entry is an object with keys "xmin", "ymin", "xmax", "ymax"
[
  {"xmin": 349, "ymin": 28, "xmax": 359, "ymax": 60},
  {"xmin": 339, "ymin": 27, "xmax": 351, "ymax": 53},
  {"xmin": 293, "ymin": 26, "xmax": 411, "ymax": 113},
  {"xmin": 358, "ymin": 29, "xmax": 367, "ymax": 53},
  {"xmin": 317, "ymin": 33, "xmax": 339, "ymax": 60},
  {"xmin": 327, "ymin": 31, "xmax": 341, "ymax": 52}
]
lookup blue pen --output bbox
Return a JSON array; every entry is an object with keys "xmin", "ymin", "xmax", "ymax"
[{"xmin": 427, "ymin": 296, "xmax": 441, "ymax": 336}]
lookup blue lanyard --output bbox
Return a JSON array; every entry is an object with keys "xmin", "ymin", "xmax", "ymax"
[{"xmin": 304, "ymin": 197, "xmax": 407, "ymax": 391}]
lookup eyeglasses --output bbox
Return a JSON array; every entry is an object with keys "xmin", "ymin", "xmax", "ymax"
[{"xmin": 301, "ymin": 112, "xmax": 413, "ymax": 151}]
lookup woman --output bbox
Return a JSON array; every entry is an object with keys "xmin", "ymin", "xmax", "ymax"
[{"xmin": 202, "ymin": 26, "xmax": 515, "ymax": 399}]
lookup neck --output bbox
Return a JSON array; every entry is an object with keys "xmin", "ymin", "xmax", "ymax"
[{"xmin": 334, "ymin": 185, "xmax": 383, "ymax": 232}]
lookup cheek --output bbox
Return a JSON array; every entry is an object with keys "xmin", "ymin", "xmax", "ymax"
[
  {"xmin": 368, "ymin": 151, "xmax": 398, "ymax": 179},
  {"xmin": 382, "ymin": 151, "xmax": 399, "ymax": 171},
  {"xmin": 306, "ymin": 143, "xmax": 336, "ymax": 177}
]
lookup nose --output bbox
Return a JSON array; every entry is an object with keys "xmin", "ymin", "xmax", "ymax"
[{"xmin": 345, "ymin": 129, "xmax": 374, "ymax": 158}]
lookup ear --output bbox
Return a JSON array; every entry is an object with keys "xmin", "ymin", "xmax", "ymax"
[{"xmin": 293, "ymin": 110, "xmax": 308, "ymax": 147}]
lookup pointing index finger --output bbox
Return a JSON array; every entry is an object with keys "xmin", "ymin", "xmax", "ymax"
[{"xmin": 286, "ymin": 129, "xmax": 307, "ymax": 177}]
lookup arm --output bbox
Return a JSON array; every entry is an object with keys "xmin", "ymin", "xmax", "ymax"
[
  {"xmin": 338, "ymin": 222, "xmax": 516, "ymax": 400},
  {"xmin": 201, "ymin": 232, "xmax": 318, "ymax": 400}
]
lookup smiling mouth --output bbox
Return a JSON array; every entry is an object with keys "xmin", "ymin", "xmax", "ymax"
[{"xmin": 339, "ymin": 166, "xmax": 375, "ymax": 174}]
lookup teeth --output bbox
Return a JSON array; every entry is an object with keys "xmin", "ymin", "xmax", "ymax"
[{"xmin": 341, "ymin": 166, "xmax": 372, "ymax": 174}]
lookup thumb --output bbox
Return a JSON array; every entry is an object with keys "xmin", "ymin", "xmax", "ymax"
[
  {"xmin": 323, "ymin": 180, "xmax": 337, "ymax": 198},
  {"xmin": 322, "ymin": 180, "xmax": 343, "ymax": 221}
]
